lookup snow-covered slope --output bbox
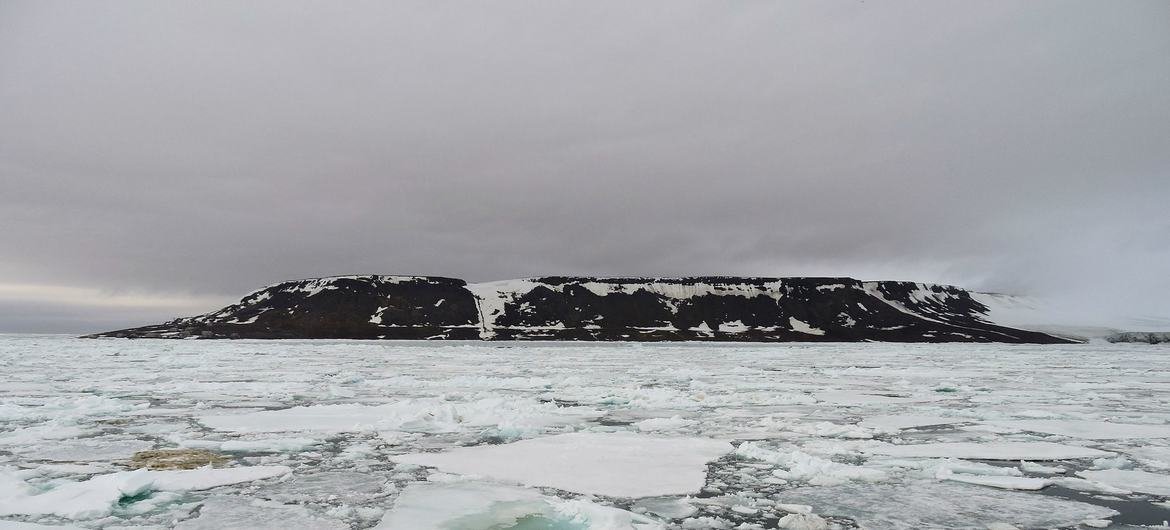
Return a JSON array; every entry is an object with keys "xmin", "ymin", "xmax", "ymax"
[
  {"xmin": 970, "ymin": 292, "xmax": 1170, "ymax": 342},
  {"xmin": 86, "ymin": 275, "xmax": 1075, "ymax": 343}
]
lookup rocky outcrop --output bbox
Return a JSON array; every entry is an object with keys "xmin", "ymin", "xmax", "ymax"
[{"xmin": 85, "ymin": 275, "xmax": 1075, "ymax": 343}]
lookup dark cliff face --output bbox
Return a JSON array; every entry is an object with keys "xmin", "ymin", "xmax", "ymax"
[
  {"xmin": 86, "ymin": 275, "xmax": 1074, "ymax": 343},
  {"xmin": 91, "ymin": 276, "xmax": 482, "ymax": 340}
]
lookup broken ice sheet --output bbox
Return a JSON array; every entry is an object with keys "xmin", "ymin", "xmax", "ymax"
[
  {"xmin": 781, "ymin": 481, "xmax": 1117, "ymax": 529},
  {"xmin": 174, "ymin": 496, "xmax": 348, "ymax": 530},
  {"xmin": 394, "ymin": 432, "xmax": 732, "ymax": 497},
  {"xmin": 862, "ymin": 441, "xmax": 1113, "ymax": 460},
  {"xmin": 1077, "ymin": 469, "xmax": 1170, "ymax": 496},
  {"xmin": 373, "ymin": 481, "xmax": 662, "ymax": 530},
  {"xmin": 255, "ymin": 471, "xmax": 390, "ymax": 503},
  {"xmin": 984, "ymin": 419, "xmax": 1170, "ymax": 440},
  {"xmin": 0, "ymin": 466, "xmax": 290, "ymax": 519},
  {"xmin": 197, "ymin": 396, "xmax": 598, "ymax": 438}
]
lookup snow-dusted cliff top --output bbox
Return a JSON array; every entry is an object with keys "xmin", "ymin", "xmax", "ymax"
[{"xmin": 86, "ymin": 275, "xmax": 1077, "ymax": 343}]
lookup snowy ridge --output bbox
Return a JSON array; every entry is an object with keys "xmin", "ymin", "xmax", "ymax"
[{"xmin": 86, "ymin": 275, "xmax": 1074, "ymax": 343}]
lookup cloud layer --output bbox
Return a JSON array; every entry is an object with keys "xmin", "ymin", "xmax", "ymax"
[{"xmin": 2, "ymin": 1, "xmax": 1168, "ymax": 332}]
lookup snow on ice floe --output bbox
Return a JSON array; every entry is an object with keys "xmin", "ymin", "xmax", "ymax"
[
  {"xmin": 984, "ymin": 419, "xmax": 1170, "ymax": 439},
  {"xmin": 0, "ymin": 466, "xmax": 289, "ymax": 519},
  {"xmin": 0, "ymin": 522, "xmax": 85, "ymax": 530},
  {"xmin": 395, "ymin": 432, "xmax": 732, "ymax": 497},
  {"xmin": 1077, "ymin": 469, "xmax": 1170, "ymax": 496},
  {"xmin": 374, "ymin": 481, "xmax": 663, "ymax": 530},
  {"xmin": 14, "ymin": 439, "xmax": 155, "ymax": 462},
  {"xmin": 857, "ymin": 414, "xmax": 966, "ymax": 431},
  {"xmin": 178, "ymin": 437, "xmax": 321, "ymax": 453},
  {"xmin": 734, "ymin": 442, "xmax": 887, "ymax": 485},
  {"xmin": 255, "ymin": 471, "xmax": 389, "ymax": 503},
  {"xmin": 863, "ymin": 441, "xmax": 1112, "ymax": 460},
  {"xmin": 197, "ymin": 396, "xmax": 599, "ymax": 438},
  {"xmin": 174, "ymin": 496, "xmax": 348, "ymax": 530},
  {"xmin": 781, "ymin": 481, "xmax": 1117, "ymax": 529}
]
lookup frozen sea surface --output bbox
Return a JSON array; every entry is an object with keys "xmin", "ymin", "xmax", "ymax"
[{"xmin": 1, "ymin": 335, "xmax": 1169, "ymax": 529}]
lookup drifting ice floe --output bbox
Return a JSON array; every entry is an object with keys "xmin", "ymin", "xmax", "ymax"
[
  {"xmin": 1077, "ymin": 468, "xmax": 1170, "ymax": 496},
  {"xmin": 198, "ymin": 397, "xmax": 598, "ymax": 437},
  {"xmin": 863, "ymin": 441, "xmax": 1112, "ymax": 460},
  {"xmin": 174, "ymin": 496, "xmax": 349, "ymax": 530},
  {"xmin": 0, "ymin": 466, "xmax": 289, "ymax": 519},
  {"xmin": 985, "ymin": 419, "xmax": 1170, "ymax": 439},
  {"xmin": 395, "ymin": 432, "xmax": 732, "ymax": 497},
  {"xmin": 781, "ymin": 481, "xmax": 1117, "ymax": 529},
  {"xmin": 375, "ymin": 482, "xmax": 662, "ymax": 529}
]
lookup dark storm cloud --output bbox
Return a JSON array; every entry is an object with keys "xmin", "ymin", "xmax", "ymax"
[{"xmin": 1, "ymin": 1, "xmax": 1168, "ymax": 332}]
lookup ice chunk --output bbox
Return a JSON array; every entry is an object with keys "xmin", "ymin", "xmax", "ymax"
[
  {"xmin": 1019, "ymin": 461, "xmax": 1065, "ymax": 474},
  {"xmin": 0, "ymin": 466, "xmax": 289, "ymax": 519},
  {"xmin": 374, "ymin": 481, "xmax": 663, "ymax": 529},
  {"xmin": 15, "ymin": 439, "xmax": 154, "ymax": 462},
  {"xmin": 782, "ymin": 481, "xmax": 1117, "ymax": 529},
  {"xmin": 1077, "ymin": 469, "xmax": 1170, "ymax": 496},
  {"xmin": 394, "ymin": 432, "xmax": 731, "ymax": 497},
  {"xmin": 256, "ymin": 471, "xmax": 388, "ymax": 503},
  {"xmin": 174, "ymin": 496, "xmax": 348, "ymax": 530},
  {"xmin": 148, "ymin": 465, "xmax": 291, "ymax": 491},
  {"xmin": 937, "ymin": 470, "xmax": 1051, "ymax": 490},
  {"xmin": 633, "ymin": 415, "xmax": 696, "ymax": 432},
  {"xmin": 734, "ymin": 442, "xmax": 886, "ymax": 485},
  {"xmin": 179, "ymin": 437, "xmax": 321, "ymax": 453},
  {"xmin": 0, "ymin": 522, "xmax": 85, "ymax": 529},
  {"xmin": 0, "ymin": 468, "xmax": 153, "ymax": 519},
  {"xmin": 812, "ymin": 391, "xmax": 945, "ymax": 406},
  {"xmin": 858, "ymin": 414, "xmax": 965, "ymax": 431},
  {"xmin": 863, "ymin": 441, "xmax": 1111, "ymax": 460},
  {"xmin": 776, "ymin": 512, "xmax": 829, "ymax": 529},
  {"xmin": 985, "ymin": 420, "xmax": 1170, "ymax": 440},
  {"xmin": 198, "ymin": 397, "xmax": 597, "ymax": 436}
]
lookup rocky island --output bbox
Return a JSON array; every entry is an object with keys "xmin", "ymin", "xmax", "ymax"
[{"xmin": 85, "ymin": 276, "xmax": 1074, "ymax": 343}]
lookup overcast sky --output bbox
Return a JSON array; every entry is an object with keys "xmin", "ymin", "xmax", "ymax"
[{"xmin": 2, "ymin": 1, "xmax": 1168, "ymax": 333}]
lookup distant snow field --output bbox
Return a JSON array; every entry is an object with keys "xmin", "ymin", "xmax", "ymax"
[{"xmin": 1, "ymin": 336, "xmax": 1169, "ymax": 529}]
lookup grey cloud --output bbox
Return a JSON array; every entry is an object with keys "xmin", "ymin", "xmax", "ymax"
[{"xmin": 1, "ymin": 0, "xmax": 1168, "ymax": 332}]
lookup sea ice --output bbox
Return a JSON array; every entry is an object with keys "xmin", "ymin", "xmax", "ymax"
[
  {"xmin": 936, "ymin": 470, "xmax": 1052, "ymax": 490},
  {"xmin": 198, "ymin": 397, "xmax": 597, "ymax": 437},
  {"xmin": 734, "ymin": 442, "xmax": 886, "ymax": 485},
  {"xmin": 0, "ymin": 466, "xmax": 289, "ymax": 519},
  {"xmin": 857, "ymin": 414, "xmax": 965, "ymax": 431},
  {"xmin": 1077, "ymin": 469, "xmax": 1170, "ymax": 496},
  {"xmin": 985, "ymin": 420, "xmax": 1170, "ymax": 440},
  {"xmin": 863, "ymin": 441, "xmax": 1112, "ymax": 460},
  {"xmin": 374, "ymin": 481, "xmax": 663, "ymax": 529},
  {"xmin": 174, "ymin": 496, "xmax": 348, "ymax": 530},
  {"xmin": 394, "ymin": 432, "xmax": 731, "ymax": 497},
  {"xmin": 781, "ymin": 481, "xmax": 1117, "ymax": 529}
]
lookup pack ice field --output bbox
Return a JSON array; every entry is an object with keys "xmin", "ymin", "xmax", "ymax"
[{"xmin": 1, "ymin": 336, "xmax": 1169, "ymax": 529}]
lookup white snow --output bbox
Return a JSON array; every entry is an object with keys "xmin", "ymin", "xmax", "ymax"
[
  {"xmin": 1077, "ymin": 469, "xmax": 1170, "ymax": 496},
  {"xmin": 198, "ymin": 397, "xmax": 598, "ymax": 436},
  {"xmin": 395, "ymin": 432, "xmax": 731, "ymax": 497},
  {"xmin": 374, "ymin": 481, "xmax": 663, "ymax": 529},
  {"xmin": 985, "ymin": 420, "xmax": 1170, "ymax": 440},
  {"xmin": 179, "ymin": 437, "xmax": 320, "ymax": 452},
  {"xmin": 788, "ymin": 317, "xmax": 825, "ymax": 335},
  {"xmin": 734, "ymin": 442, "xmax": 887, "ymax": 485},
  {"xmin": 175, "ymin": 496, "xmax": 348, "ymax": 529},
  {"xmin": 863, "ymin": 441, "xmax": 1112, "ymax": 460},
  {"xmin": 857, "ymin": 414, "xmax": 965, "ymax": 431},
  {"xmin": 936, "ymin": 470, "xmax": 1051, "ymax": 490},
  {"xmin": 0, "ymin": 466, "xmax": 288, "ymax": 519}
]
